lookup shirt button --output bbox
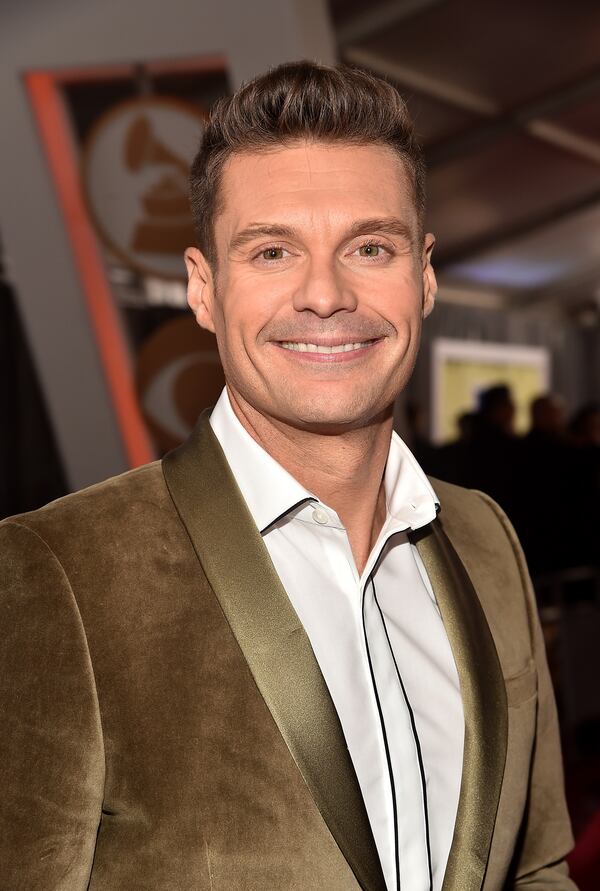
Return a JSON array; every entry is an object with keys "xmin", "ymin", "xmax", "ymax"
[{"xmin": 312, "ymin": 507, "xmax": 329, "ymax": 525}]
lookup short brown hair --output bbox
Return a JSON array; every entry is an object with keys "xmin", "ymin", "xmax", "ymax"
[{"xmin": 189, "ymin": 60, "xmax": 425, "ymax": 266}]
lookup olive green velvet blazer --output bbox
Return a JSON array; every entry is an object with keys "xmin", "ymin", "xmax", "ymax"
[{"xmin": 0, "ymin": 415, "xmax": 575, "ymax": 890}]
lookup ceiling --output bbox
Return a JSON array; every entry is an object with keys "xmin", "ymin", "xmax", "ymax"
[{"xmin": 328, "ymin": 0, "xmax": 600, "ymax": 318}]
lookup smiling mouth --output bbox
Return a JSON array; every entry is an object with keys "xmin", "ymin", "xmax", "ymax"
[{"xmin": 278, "ymin": 339, "xmax": 379, "ymax": 354}]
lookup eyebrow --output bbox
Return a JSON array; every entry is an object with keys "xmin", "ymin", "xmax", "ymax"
[
  {"xmin": 228, "ymin": 216, "xmax": 415, "ymax": 254},
  {"xmin": 229, "ymin": 224, "xmax": 296, "ymax": 253},
  {"xmin": 347, "ymin": 217, "xmax": 415, "ymax": 245}
]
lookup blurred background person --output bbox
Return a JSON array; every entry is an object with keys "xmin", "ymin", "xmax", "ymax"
[
  {"xmin": 512, "ymin": 394, "xmax": 572, "ymax": 576},
  {"xmin": 428, "ymin": 383, "xmax": 519, "ymax": 517}
]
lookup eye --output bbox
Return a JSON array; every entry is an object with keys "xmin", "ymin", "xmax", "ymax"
[
  {"xmin": 261, "ymin": 247, "xmax": 286, "ymax": 261},
  {"xmin": 252, "ymin": 244, "xmax": 294, "ymax": 267},
  {"xmin": 353, "ymin": 241, "xmax": 394, "ymax": 261},
  {"xmin": 358, "ymin": 243, "xmax": 382, "ymax": 258}
]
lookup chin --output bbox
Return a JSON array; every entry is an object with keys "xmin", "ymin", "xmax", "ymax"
[{"xmin": 274, "ymin": 395, "xmax": 390, "ymax": 433}]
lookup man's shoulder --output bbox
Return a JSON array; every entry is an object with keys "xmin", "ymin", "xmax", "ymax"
[
  {"xmin": 429, "ymin": 475, "xmax": 528, "ymax": 582},
  {"xmin": 428, "ymin": 476, "xmax": 537, "ymax": 667},
  {"xmin": 427, "ymin": 475, "xmax": 479, "ymax": 511},
  {"xmin": 0, "ymin": 460, "xmax": 172, "ymax": 558},
  {"xmin": 428, "ymin": 475, "xmax": 516, "ymax": 547}
]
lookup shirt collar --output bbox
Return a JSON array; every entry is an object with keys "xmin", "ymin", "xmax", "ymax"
[
  {"xmin": 383, "ymin": 428, "xmax": 439, "ymax": 532},
  {"xmin": 209, "ymin": 387, "xmax": 439, "ymax": 535},
  {"xmin": 209, "ymin": 388, "xmax": 314, "ymax": 533}
]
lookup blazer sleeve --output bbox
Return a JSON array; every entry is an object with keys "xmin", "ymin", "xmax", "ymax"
[
  {"xmin": 475, "ymin": 493, "xmax": 578, "ymax": 890},
  {"xmin": 0, "ymin": 521, "xmax": 105, "ymax": 891}
]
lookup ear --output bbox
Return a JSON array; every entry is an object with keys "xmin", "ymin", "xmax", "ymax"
[
  {"xmin": 184, "ymin": 247, "xmax": 216, "ymax": 333},
  {"xmin": 421, "ymin": 233, "xmax": 437, "ymax": 319}
]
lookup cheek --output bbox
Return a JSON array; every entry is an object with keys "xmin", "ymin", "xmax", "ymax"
[
  {"xmin": 374, "ymin": 290, "xmax": 423, "ymax": 336},
  {"xmin": 222, "ymin": 277, "xmax": 288, "ymax": 343},
  {"xmin": 213, "ymin": 303, "xmax": 269, "ymax": 373},
  {"xmin": 360, "ymin": 265, "xmax": 422, "ymax": 312}
]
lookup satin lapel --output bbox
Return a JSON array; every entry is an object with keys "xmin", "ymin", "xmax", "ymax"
[
  {"xmin": 163, "ymin": 414, "xmax": 386, "ymax": 891},
  {"xmin": 412, "ymin": 520, "xmax": 508, "ymax": 891}
]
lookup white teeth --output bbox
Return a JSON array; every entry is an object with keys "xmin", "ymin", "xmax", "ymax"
[{"xmin": 280, "ymin": 340, "xmax": 372, "ymax": 353}]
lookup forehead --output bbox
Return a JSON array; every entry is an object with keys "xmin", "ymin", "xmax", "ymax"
[{"xmin": 216, "ymin": 141, "xmax": 416, "ymax": 235}]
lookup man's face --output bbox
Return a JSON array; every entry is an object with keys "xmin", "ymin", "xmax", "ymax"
[{"xmin": 185, "ymin": 141, "xmax": 436, "ymax": 433}]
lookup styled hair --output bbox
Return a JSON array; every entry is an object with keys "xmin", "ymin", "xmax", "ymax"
[{"xmin": 189, "ymin": 60, "xmax": 426, "ymax": 266}]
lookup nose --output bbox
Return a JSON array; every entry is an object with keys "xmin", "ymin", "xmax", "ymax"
[{"xmin": 292, "ymin": 256, "xmax": 358, "ymax": 317}]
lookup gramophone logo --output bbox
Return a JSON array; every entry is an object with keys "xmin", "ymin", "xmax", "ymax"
[
  {"xmin": 136, "ymin": 314, "xmax": 225, "ymax": 453},
  {"xmin": 82, "ymin": 96, "xmax": 206, "ymax": 280}
]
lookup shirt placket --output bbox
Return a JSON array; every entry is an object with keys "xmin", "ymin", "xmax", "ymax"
[
  {"xmin": 301, "ymin": 508, "xmax": 398, "ymax": 888},
  {"xmin": 361, "ymin": 550, "xmax": 432, "ymax": 891},
  {"xmin": 297, "ymin": 505, "xmax": 433, "ymax": 891}
]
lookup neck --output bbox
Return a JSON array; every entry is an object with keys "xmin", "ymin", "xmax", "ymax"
[{"xmin": 227, "ymin": 389, "xmax": 393, "ymax": 574}]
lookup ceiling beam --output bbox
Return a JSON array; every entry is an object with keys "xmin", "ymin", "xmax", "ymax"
[
  {"xmin": 434, "ymin": 187, "xmax": 600, "ymax": 270},
  {"xmin": 525, "ymin": 120, "xmax": 600, "ymax": 165},
  {"xmin": 345, "ymin": 48, "xmax": 600, "ymax": 168},
  {"xmin": 426, "ymin": 68, "xmax": 600, "ymax": 166},
  {"xmin": 344, "ymin": 47, "xmax": 497, "ymax": 115},
  {"xmin": 338, "ymin": 0, "xmax": 442, "ymax": 47}
]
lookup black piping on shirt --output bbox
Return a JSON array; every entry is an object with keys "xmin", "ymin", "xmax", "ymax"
[
  {"xmin": 362, "ymin": 571, "xmax": 402, "ymax": 891},
  {"xmin": 373, "ymin": 580, "xmax": 434, "ymax": 891}
]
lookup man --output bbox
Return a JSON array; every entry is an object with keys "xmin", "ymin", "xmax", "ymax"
[
  {"xmin": 0, "ymin": 62, "xmax": 575, "ymax": 890},
  {"xmin": 436, "ymin": 384, "xmax": 518, "ymax": 517}
]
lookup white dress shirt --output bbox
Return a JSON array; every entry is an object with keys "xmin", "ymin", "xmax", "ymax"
[{"xmin": 210, "ymin": 389, "xmax": 464, "ymax": 891}]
